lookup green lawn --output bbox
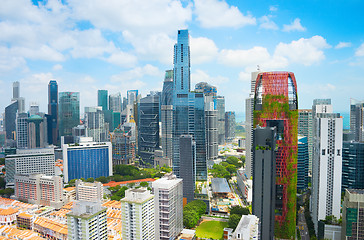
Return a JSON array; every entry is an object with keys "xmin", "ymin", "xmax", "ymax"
[{"xmin": 195, "ymin": 220, "xmax": 228, "ymax": 240}]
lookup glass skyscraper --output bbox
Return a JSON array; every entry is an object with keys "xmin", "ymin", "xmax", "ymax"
[
  {"xmin": 161, "ymin": 70, "xmax": 174, "ymax": 160},
  {"xmin": 172, "ymin": 29, "xmax": 207, "ymax": 180},
  {"xmin": 342, "ymin": 141, "xmax": 364, "ymax": 191},
  {"xmin": 98, "ymin": 90, "xmax": 108, "ymax": 111},
  {"xmin": 59, "ymin": 92, "xmax": 80, "ymax": 137},
  {"xmin": 48, "ymin": 80, "xmax": 58, "ymax": 145}
]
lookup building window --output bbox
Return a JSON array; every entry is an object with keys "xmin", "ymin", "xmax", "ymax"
[
  {"xmin": 322, "ymin": 149, "xmax": 325, "ymax": 155},
  {"xmin": 337, "ymin": 149, "xmax": 340, "ymax": 156}
]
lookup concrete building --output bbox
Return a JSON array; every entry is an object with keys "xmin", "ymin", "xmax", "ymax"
[
  {"xmin": 161, "ymin": 70, "xmax": 174, "ymax": 160},
  {"xmin": 62, "ymin": 141, "xmax": 112, "ymax": 182},
  {"xmin": 350, "ymin": 99, "xmax": 364, "ymax": 141},
  {"xmin": 111, "ymin": 123, "xmax": 136, "ymax": 165},
  {"xmin": 311, "ymin": 101, "xmax": 343, "ymax": 232},
  {"xmin": 342, "ymin": 189, "xmax": 364, "ymax": 240},
  {"xmin": 179, "ymin": 135, "xmax": 196, "ymax": 204},
  {"xmin": 28, "ymin": 114, "xmax": 48, "ymax": 148},
  {"xmin": 67, "ymin": 201, "xmax": 107, "ymax": 240},
  {"xmin": 16, "ymin": 112, "xmax": 29, "ymax": 148},
  {"xmin": 14, "ymin": 173, "xmax": 64, "ymax": 208},
  {"xmin": 216, "ymin": 96, "xmax": 225, "ymax": 145},
  {"xmin": 5, "ymin": 148, "xmax": 55, "ymax": 187},
  {"xmin": 252, "ymin": 127, "xmax": 276, "ymax": 240},
  {"xmin": 76, "ymin": 180, "xmax": 104, "ymax": 202},
  {"xmin": 109, "ymin": 92, "xmax": 122, "ymax": 112},
  {"xmin": 152, "ymin": 174, "xmax": 183, "ymax": 240},
  {"xmin": 84, "ymin": 106, "xmax": 108, "ymax": 142},
  {"xmin": 236, "ymin": 169, "xmax": 252, "ymax": 203},
  {"xmin": 121, "ymin": 188, "xmax": 155, "ymax": 240},
  {"xmin": 232, "ymin": 215, "xmax": 260, "ymax": 240},
  {"xmin": 298, "ymin": 109, "xmax": 313, "ymax": 173}
]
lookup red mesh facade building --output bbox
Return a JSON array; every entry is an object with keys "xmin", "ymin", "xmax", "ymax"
[{"xmin": 253, "ymin": 72, "xmax": 298, "ymax": 239}]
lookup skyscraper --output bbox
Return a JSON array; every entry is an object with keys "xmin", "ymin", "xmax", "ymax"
[
  {"xmin": 138, "ymin": 93, "xmax": 160, "ymax": 166},
  {"xmin": 252, "ymin": 126, "xmax": 276, "ymax": 240},
  {"xmin": 84, "ymin": 106, "xmax": 107, "ymax": 142},
  {"xmin": 311, "ymin": 100, "xmax": 342, "ymax": 232},
  {"xmin": 48, "ymin": 80, "xmax": 58, "ymax": 145},
  {"xmin": 127, "ymin": 90, "xmax": 138, "ymax": 105},
  {"xmin": 5, "ymin": 101, "xmax": 18, "ymax": 140},
  {"xmin": 109, "ymin": 92, "xmax": 122, "ymax": 112},
  {"xmin": 97, "ymin": 90, "xmax": 108, "ymax": 111},
  {"xmin": 297, "ymin": 136, "xmax": 309, "ymax": 190},
  {"xmin": 161, "ymin": 70, "xmax": 174, "ymax": 160},
  {"xmin": 216, "ymin": 96, "xmax": 225, "ymax": 145},
  {"xmin": 350, "ymin": 99, "xmax": 364, "ymax": 141},
  {"xmin": 58, "ymin": 92, "xmax": 80, "ymax": 137},
  {"xmin": 16, "ymin": 112, "xmax": 29, "ymax": 148},
  {"xmin": 12, "ymin": 81, "xmax": 20, "ymax": 100},
  {"xmin": 342, "ymin": 141, "xmax": 364, "ymax": 191},
  {"xmin": 172, "ymin": 29, "xmax": 207, "ymax": 180},
  {"xmin": 179, "ymin": 135, "xmax": 196, "ymax": 204},
  {"xmin": 28, "ymin": 114, "xmax": 48, "ymax": 148},
  {"xmin": 342, "ymin": 189, "xmax": 364, "ymax": 240},
  {"xmin": 29, "ymin": 102, "xmax": 39, "ymax": 116},
  {"xmin": 298, "ymin": 109, "xmax": 313, "ymax": 174},
  {"xmin": 225, "ymin": 111, "xmax": 235, "ymax": 142},
  {"xmin": 253, "ymin": 71, "xmax": 298, "ymax": 239}
]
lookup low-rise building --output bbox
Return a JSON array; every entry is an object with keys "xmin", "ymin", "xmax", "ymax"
[
  {"xmin": 75, "ymin": 179, "xmax": 103, "ymax": 202},
  {"xmin": 0, "ymin": 208, "xmax": 18, "ymax": 225},
  {"xmin": 33, "ymin": 217, "xmax": 68, "ymax": 240},
  {"xmin": 236, "ymin": 169, "xmax": 252, "ymax": 203},
  {"xmin": 231, "ymin": 215, "xmax": 259, "ymax": 240},
  {"xmin": 16, "ymin": 212, "xmax": 33, "ymax": 230}
]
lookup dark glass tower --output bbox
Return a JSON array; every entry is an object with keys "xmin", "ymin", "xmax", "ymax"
[
  {"xmin": 59, "ymin": 92, "xmax": 80, "ymax": 137},
  {"xmin": 48, "ymin": 80, "xmax": 58, "ymax": 145},
  {"xmin": 161, "ymin": 70, "xmax": 174, "ymax": 160},
  {"xmin": 98, "ymin": 90, "xmax": 108, "ymax": 111}
]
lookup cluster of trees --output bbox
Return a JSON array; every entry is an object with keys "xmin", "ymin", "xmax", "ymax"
[
  {"xmin": 210, "ymin": 156, "xmax": 243, "ymax": 179},
  {"xmin": 227, "ymin": 206, "xmax": 250, "ymax": 230},
  {"xmin": 304, "ymin": 200, "xmax": 317, "ymax": 239},
  {"xmin": 183, "ymin": 200, "xmax": 207, "ymax": 229},
  {"xmin": 0, "ymin": 188, "xmax": 14, "ymax": 198}
]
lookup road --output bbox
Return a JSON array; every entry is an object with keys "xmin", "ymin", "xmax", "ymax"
[{"xmin": 297, "ymin": 207, "xmax": 310, "ymax": 240}]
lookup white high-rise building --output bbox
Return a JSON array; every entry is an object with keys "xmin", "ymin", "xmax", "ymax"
[
  {"xmin": 121, "ymin": 188, "xmax": 155, "ymax": 240},
  {"xmin": 109, "ymin": 92, "xmax": 122, "ymax": 112},
  {"xmin": 75, "ymin": 179, "xmax": 104, "ymax": 202},
  {"xmin": 67, "ymin": 201, "xmax": 107, "ymax": 240},
  {"xmin": 245, "ymin": 71, "xmax": 260, "ymax": 178},
  {"xmin": 311, "ymin": 99, "xmax": 343, "ymax": 232},
  {"xmin": 152, "ymin": 174, "xmax": 183, "ymax": 240},
  {"xmin": 5, "ymin": 148, "xmax": 55, "ymax": 188}
]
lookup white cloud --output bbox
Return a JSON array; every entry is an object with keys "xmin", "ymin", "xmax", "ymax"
[
  {"xmin": 111, "ymin": 64, "xmax": 162, "ymax": 83},
  {"xmin": 282, "ymin": 18, "xmax": 306, "ymax": 32},
  {"xmin": 191, "ymin": 69, "xmax": 229, "ymax": 87},
  {"xmin": 269, "ymin": 6, "xmax": 278, "ymax": 11},
  {"xmin": 355, "ymin": 43, "xmax": 364, "ymax": 56},
  {"xmin": 219, "ymin": 47, "xmax": 272, "ymax": 67},
  {"xmin": 105, "ymin": 51, "xmax": 138, "ymax": 68},
  {"xmin": 335, "ymin": 42, "xmax": 352, "ymax": 49},
  {"xmin": 238, "ymin": 71, "xmax": 251, "ymax": 82},
  {"xmin": 259, "ymin": 16, "xmax": 279, "ymax": 30},
  {"xmin": 52, "ymin": 64, "xmax": 63, "ymax": 71},
  {"xmin": 194, "ymin": 0, "xmax": 256, "ymax": 28},
  {"xmin": 190, "ymin": 37, "xmax": 219, "ymax": 64},
  {"xmin": 275, "ymin": 36, "xmax": 330, "ymax": 65}
]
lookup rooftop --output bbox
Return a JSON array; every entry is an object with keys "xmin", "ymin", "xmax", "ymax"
[
  {"xmin": 103, "ymin": 178, "xmax": 155, "ymax": 188},
  {"xmin": 211, "ymin": 178, "xmax": 231, "ymax": 193}
]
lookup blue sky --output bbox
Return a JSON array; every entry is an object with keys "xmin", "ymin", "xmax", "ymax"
[{"xmin": 0, "ymin": 0, "xmax": 364, "ymax": 120}]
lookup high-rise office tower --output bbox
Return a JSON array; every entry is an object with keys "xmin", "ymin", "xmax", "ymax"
[
  {"xmin": 111, "ymin": 123, "xmax": 136, "ymax": 165},
  {"xmin": 161, "ymin": 70, "xmax": 174, "ymax": 160},
  {"xmin": 48, "ymin": 80, "xmax": 58, "ymax": 145},
  {"xmin": 298, "ymin": 109, "xmax": 313, "ymax": 174},
  {"xmin": 138, "ymin": 93, "xmax": 160, "ymax": 166},
  {"xmin": 179, "ymin": 135, "xmax": 196, "ymax": 204},
  {"xmin": 12, "ymin": 81, "xmax": 20, "ymax": 100},
  {"xmin": 29, "ymin": 102, "xmax": 39, "ymax": 116},
  {"xmin": 28, "ymin": 114, "xmax": 48, "ymax": 148},
  {"xmin": 67, "ymin": 201, "xmax": 107, "ymax": 240},
  {"xmin": 5, "ymin": 101, "xmax": 18, "ymax": 140},
  {"xmin": 225, "ymin": 111, "xmax": 235, "ymax": 142},
  {"xmin": 350, "ymin": 99, "xmax": 364, "ymax": 141},
  {"xmin": 342, "ymin": 141, "xmax": 364, "ymax": 191},
  {"xmin": 121, "ymin": 188, "xmax": 155, "ymax": 240},
  {"xmin": 84, "ymin": 106, "xmax": 107, "ymax": 142},
  {"xmin": 297, "ymin": 136, "xmax": 309, "ymax": 190},
  {"xmin": 216, "ymin": 96, "xmax": 225, "ymax": 145},
  {"xmin": 58, "ymin": 92, "xmax": 80, "ymax": 137},
  {"xmin": 62, "ymin": 141, "xmax": 112, "ymax": 182},
  {"xmin": 253, "ymin": 72, "xmax": 298, "ymax": 239},
  {"xmin": 127, "ymin": 90, "xmax": 138, "ymax": 105},
  {"xmin": 172, "ymin": 29, "xmax": 207, "ymax": 180},
  {"xmin": 5, "ymin": 148, "xmax": 56, "ymax": 188},
  {"xmin": 342, "ymin": 189, "xmax": 364, "ymax": 240},
  {"xmin": 152, "ymin": 174, "xmax": 183, "ymax": 240},
  {"xmin": 252, "ymin": 126, "xmax": 276, "ymax": 240},
  {"xmin": 109, "ymin": 92, "xmax": 122, "ymax": 112},
  {"xmin": 97, "ymin": 90, "xmax": 108, "ymax": 111},
  {"xmin": 16, "ymin": 112, "xmax": 29, "ymax": 148},
  {"xmin": 311, "ymin": 101, "xmax": 342, "ymax": 232},
  {"xmin": 195, "ymin": 82, "xmax": 218, "ymax": 163},
  {"xmin": 245, "ymin": 71, "xmax": 260, "ymax": 179}
]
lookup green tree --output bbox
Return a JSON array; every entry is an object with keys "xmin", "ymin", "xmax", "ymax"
[
  {"xmin": 0, "ymin": 158, "xmax": 5, "ymax": 165},
  {"xmin": 139, "ymin": 181, "xmax": 149, "ymax": 187},
  {"xmin": 0, "ymin": 177, "xmax": 5, "ymax": 189},
  {"xmin": 226, "ymin": 156, "xmax": 240, "ymax": 167},
  {"xmin": 110, "ymin": 186, "xmax": 128, "ymax": 201},
  {"xmin": 85, "ymin": 177, "xmax": 94, "ymax": 183},
  {"xmin": 95, "ymin": 176, "xmax": 109, "ymax": 184},
  {"xmin": 183, "ymin": 209, "xmax": 199, "ymax": 228},
  {"xmin": 0, "ymin": 188, "xmax": 14, "ymax": 197},
  {"xmin": 226, "ymin": 164, "xmax": 237, "ymax": 174},
  {"xmin": 228, "ymin": 214, "xmax": 241, "ymax": 230},
  {"xmin": 230, "ymin": 206, "xmax": 250, "ymax": 216}
]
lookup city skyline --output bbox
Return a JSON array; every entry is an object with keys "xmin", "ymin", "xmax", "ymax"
[{"xmin": 0, "ymin": 0, "xmax": 363, "ymax": 117}]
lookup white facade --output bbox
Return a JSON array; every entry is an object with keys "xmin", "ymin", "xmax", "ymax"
[
  {"xmin": 5, "ymin": 148, "xmax": 55, "ymax": 187},
  {"xmin": 152, "ymin": 174, "xmax": 183, "ymax": 240},
  {"xmin": 121, "ymin": 188, "xmax": 155, "ymax": 240},
  {"xmin": 236, "ymin": 169, "xmax": 252, "ymax": 203},
  {"xmin": 311, "ymin": 113, "xmax": 343, "ymax": 232},
  {"xmin": 67, "ymin": 201, "xmax": 107, "ymax": 240},
  {"xmin": 232, "ymin": 215, "xmax": 259, "ymax": 240},
  {"xmin": 75, "ymin": 180, "xmax": 103, "ymax": 202}
]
